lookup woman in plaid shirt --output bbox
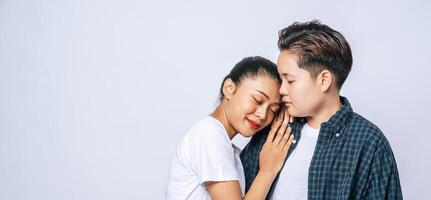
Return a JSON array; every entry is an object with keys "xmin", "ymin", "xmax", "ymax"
[{"xmin": 241, "ymin": 21, "xmax": 403, "ymax": 200}]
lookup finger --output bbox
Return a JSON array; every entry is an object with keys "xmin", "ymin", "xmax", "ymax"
[
  {"xmin": 277, "ymin": 106, "xmax": 284, "ymax": 123},
  {"xmin": 271, "ymin": 112, "xmax": 280, "ymax": 129},
  {"xmin": 279, "ymin": 127, "xmax": 292, "ymax": 147},
  {"xmin": 283, "ymin": 106, "xmax": 289, "ymax": 124},
  {"xmin": 283, "ymin": 133, "xmax": 295, "ymax": 151},
  {"xmin": 284, "ymin": 125, "xmax": 292, "ymax": 137},
  {"xmin": 273, "ymin": 120, "xmax": 288, "ymax": 145},
  {"xmin": 267, "ymin": 120, "xmax": 281, "ymax": 143},
  {"xmin": 267, "ymin": 108, "xmax": 283, "ymax": 142},
  {"xmin": 279, "ymin": 126, "xmax": 292, "ymax": 146}
]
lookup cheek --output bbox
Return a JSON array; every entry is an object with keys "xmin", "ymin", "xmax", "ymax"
[
  {"xmin": 263, "ymin": 114, "xmax": 275, "ymax": 126},
  {"xmin": 233, "ymin": 97, "xmax": 256, "ymax": 117},
  {"xmin": 298, "ymin": 86, "xmax": 322, "ymax": 113},
  {"xmin": 290, "ymin": 84, "xmax": 314, "ymax": 113},
  {"xmin": 244, "ymin": 99, "xmax": 258, "ymax": 114},
  {"xmin": 289, "ymin": 85, "xmax": 304, "ymax": 103}
]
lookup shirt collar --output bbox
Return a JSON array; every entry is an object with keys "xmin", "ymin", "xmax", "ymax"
[
  {"xmin": 320, "ymin": 96, "xmax": 353, "ymax": 136},
  {"xmin": 291, "ymin": 96, "xmax": 353, "ymax": 137}
]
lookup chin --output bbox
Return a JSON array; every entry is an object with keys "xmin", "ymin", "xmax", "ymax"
[
  {"xmin": 287, "ymin": 109, "xmax": 305, "ymax": 118},
  {"xmin": 238, "ymin": 132, "xmax": 253, "ymax": 138},
  {"xmin": 241, "ymin": 130, "xmax": 255, "ymax": 137},
  {"xmin": 287, "ymin": 108, "xmax": 298, "ymax": 116},
  {"xmin": 238, "ymin": 127, "xmax": 256, "ymax": 138}
]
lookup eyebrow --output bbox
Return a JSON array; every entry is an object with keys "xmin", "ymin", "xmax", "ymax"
[{"xmin": 255, "ymin": 90, "xmax": 281, "ymax": 106}]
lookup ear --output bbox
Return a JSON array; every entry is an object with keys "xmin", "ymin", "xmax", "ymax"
[
  {"xmin": 318, "ymin": 69, "xmax": 333, "ymax": 92},
  {"xmin": 222, "ymin": 78, "xmax": 237, "ymax": 100}
]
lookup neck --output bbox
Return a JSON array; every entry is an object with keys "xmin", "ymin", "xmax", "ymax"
[
  {"xmin": 306, "ymin": 95, "xmax": 342, "ymax": 129},
  {"xmin": 210, "ymin": 103, "xmax": 237, "ymax": 140}
]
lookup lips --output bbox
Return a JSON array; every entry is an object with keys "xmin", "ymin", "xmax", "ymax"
[
  {"xmin": 282, "ymin": 98, "xmax": 291, "ymax": 104},
  {"xmin": 284, "ymin": 101, "xmax": 292, "ymax": 106},
  {"xmin": 247, "ymin": 119, "xmax": 261, "ymax": 129}
]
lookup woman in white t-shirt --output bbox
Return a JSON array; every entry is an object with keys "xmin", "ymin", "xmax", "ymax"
[{"xmin": 165, "ymin": 56, "xmax": 294, "ymax": 200}]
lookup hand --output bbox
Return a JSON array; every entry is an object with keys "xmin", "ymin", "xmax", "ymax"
[{"xmin": 258, "ymin": 107, "xmax": 294, "ymax": 176}]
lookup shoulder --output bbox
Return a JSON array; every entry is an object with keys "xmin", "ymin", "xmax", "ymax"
[
  {"xmin": 181, "ymin": 117, "xmax": 231, "ymax": 151},
  {"xmin": 191, "ymin": 117, "xmax": 228, "ymax": 140},
  {"xmin": 347, "ymin": 112, "xmax": 393, "ymax": 155}
]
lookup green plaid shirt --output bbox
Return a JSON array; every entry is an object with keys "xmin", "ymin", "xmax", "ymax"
[{"xmin": 240, "ymin": 97, "xmax": 402, "ymax": 200}]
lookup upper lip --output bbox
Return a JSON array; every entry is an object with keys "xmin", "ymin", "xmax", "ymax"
[
  {"xmin": 282, "ymin": 98, "xmax": 291, "ymax": 103},
  {"xmin": 283, "ymin": 99, "xmax": 292, "ymax": 104}
]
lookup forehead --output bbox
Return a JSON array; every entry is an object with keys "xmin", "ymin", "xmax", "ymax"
[
  {"xmin": 238, "ymin": 75, "xmax": 280, "ymax": 99},
  {"xmin": 277, "ymin": 51, "xmax": 301, "ymax": 75}
]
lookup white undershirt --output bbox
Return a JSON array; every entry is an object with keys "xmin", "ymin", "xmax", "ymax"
[{"xmin": 271, "ymin": 123, "xmax": 320, "ymax": 200}]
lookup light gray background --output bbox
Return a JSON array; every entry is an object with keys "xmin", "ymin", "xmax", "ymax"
[{"xmin": 1, "ymin": 0, "xmax": 430, "ymax": 199}]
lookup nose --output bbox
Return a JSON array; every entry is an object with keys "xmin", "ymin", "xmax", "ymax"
[
  {"xmin": 256, "ymin": 106, "xmax": 267, "ymax": 121},
  {"xmin": 279, "ymin": 80, "xmax": 289, "ymax": 97}
]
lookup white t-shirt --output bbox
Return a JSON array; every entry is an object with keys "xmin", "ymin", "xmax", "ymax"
[
  {"xmin": 165, "ymin": 116, "xmax": 245, "ymax": 200},
  {"xmin": 271, "ymin": 123, "xmax": 319, "ymax": 200}
]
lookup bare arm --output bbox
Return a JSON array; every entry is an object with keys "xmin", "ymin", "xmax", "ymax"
[{"xmin": 206, "ymin": 171, "xmax": 277, "ymax": 200}]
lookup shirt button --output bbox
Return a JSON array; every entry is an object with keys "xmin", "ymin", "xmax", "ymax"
[
  {"xmin": 336, "ymin": 133, "xmax": 340, "ymax": 137},
  {"xmin": 292, "ymin": 139, "xmax": 297, "ymax": 144}
]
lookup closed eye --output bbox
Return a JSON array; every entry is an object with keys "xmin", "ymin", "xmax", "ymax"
[
  {"xmin": 253, "ymin": 97, "xmax": 262, "ymax": 105},
  {"xmin": 269, "ymin": 106, "xmax": 280, "ymax": 114}
]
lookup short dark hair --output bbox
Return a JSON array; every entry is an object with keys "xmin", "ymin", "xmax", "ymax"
[
  {"xmin": 278, "ymin": 20, "xmax": 353, "ymax": 89},
  {"xmin": 219, "ymin": 56, "xmax": 281, "ymax": 100}
]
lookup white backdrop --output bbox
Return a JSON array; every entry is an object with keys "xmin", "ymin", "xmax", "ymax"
[{"xmin": 1, "ymin": 0, "xmax": 430, "ymax": 199}]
